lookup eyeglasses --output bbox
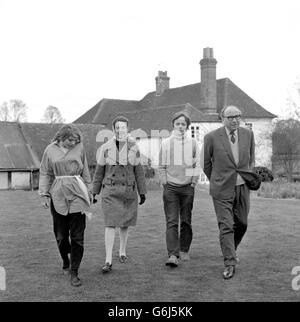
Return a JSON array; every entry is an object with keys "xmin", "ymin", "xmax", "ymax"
[{"xmin": 225, "ymin": 115, "xmax": 241, "ymax": 121}]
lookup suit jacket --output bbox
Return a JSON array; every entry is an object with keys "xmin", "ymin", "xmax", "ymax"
[{"xmin": 203, "ymin": 126, "xmax": 255, "ymax": 199}]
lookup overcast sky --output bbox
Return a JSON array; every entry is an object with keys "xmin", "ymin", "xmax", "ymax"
[{"xmin": 0, "ymin": 0, "xmax": 299, "ymax": 123}]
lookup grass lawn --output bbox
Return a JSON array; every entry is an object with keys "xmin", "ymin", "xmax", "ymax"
[{"xmin": 0, "ymin": 187, "xmax": 300, "ymax": 302}]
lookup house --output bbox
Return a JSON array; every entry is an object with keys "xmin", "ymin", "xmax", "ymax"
[
  {"xmin": 0, "ymin": 122, "xmax": 104, "ymax": 190},
  {"xmin": 75, "ymin": 47, "xmax": 277, "ymax": 181},
  {"xmin": 0, "ymin": 122, "xmax": 40, "ymax": 190}
]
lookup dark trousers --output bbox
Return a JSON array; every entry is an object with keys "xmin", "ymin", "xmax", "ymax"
[
  {"xmin": 50, "ymin": 201, "xmax": 86, "ymax": 273},
  {"xmin": 163, "ymin": 183, "xmax": 195, "ymax": 257},
  {"xmin": 213, "ymin": 184, "xmax": 250, "ymax": 267}
]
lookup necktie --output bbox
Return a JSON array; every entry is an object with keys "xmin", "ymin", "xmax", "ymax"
[{"xmin": 230, "ymin": 130, "xmax": 235, "ymax": 144}]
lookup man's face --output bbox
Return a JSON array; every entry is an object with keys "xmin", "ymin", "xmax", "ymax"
[
  {"xmin": 222, "ymin": 106, "xmax": 241, "ymax": 131},
  {"xmin": 173, "ymin": 116, "xmax": 187, "ymax": 134}
]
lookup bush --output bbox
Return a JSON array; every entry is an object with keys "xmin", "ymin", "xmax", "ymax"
[
  {"xmin": 257, "ymin": 181, "xmax": 300, "ymax": 199},
  {"xmin": 141, "ymin": 155, "xmax": 155, "ymax": 178},
  {"xmin": 253, "ymin": 166, "xmax": 274, "ymax": 182}
]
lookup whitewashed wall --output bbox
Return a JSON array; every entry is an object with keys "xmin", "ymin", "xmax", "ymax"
[
  {"xmin": 136, "ymin": 118, "xmax": 274, "ymax": 184},
  {"xmin": 0, "ymin": 172, "xmax": 9, "ymax": 189},
  {"xmin": 11, "ymin": 172, "xmax": 30, "ymax": 190},
  {"xmin": 189, "ymin": 119, "xmax": 274, "ymax": 168}
]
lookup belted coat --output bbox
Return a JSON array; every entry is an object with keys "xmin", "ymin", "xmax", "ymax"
[{"xmin": 92, "ymin": 137, "xmax": 147, "ymax": 227}]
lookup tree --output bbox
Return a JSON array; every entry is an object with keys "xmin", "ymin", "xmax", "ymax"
[
  {"xmin": 0, "ymin": 99, "xmax": 28, "ymax": 122},
  {"xmin": 272, "ymin": 118, "xmax": 300, "ymax": 181},
  {"xmin": 41, "ymin": 105, "xmax": 65, "ymax": 123},
  {"xmin": 283, "ymin": 76, "xmax": 300, "ymax": 120},
  {"xmin": 254, "ymin": 127, "xmax": 273, "ymax": 168}
]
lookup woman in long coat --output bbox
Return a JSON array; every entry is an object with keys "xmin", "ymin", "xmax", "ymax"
[
  {"xmin": 39, "ymin": 124, "xmax": 92, "ymax": 287},
  {"xmin": 92, "ymin": 116, "xmax": 147, "ymax": 273}
]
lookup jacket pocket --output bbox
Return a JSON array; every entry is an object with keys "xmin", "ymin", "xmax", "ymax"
[{"xmin": 125, "ymin": 179, "xmax": 137, "ymax": 199}]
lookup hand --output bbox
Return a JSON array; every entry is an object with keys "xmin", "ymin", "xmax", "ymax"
[
  {"xmin": 92, "ymin": 193, "xmax": 98, "ymax": 204},
  {"xmin": 191, "ymin": 182, "xmax": 196, "ymax": 188},
  {"xmin": 41, "ymin": 196, "xmax": 50, "ymax": 209},
  {"xmin": 139, "ymin": 194, "xmax": 146, "ymax": 205},
  {"xmin": 88, "ymin": 191, "xmax": 95, "ymax": 203}
]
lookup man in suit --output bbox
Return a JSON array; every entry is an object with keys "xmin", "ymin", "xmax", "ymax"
[{"xmin": 202, "ymin": 105, "xmax": 255, "ymax": 279}]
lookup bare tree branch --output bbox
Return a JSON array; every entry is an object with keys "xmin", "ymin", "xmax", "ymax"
[
  {"xmin": 41, "ymin": 106, "xmax": 65, "ymax": 123},
  {"xmin": 0, "ymin": 99, "xmax": 28, "ymax": 122}
]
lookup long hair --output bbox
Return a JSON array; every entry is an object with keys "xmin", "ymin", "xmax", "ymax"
[{"xmin": 52, "ymin": 124, "xmax": 82, "ymax": 143}]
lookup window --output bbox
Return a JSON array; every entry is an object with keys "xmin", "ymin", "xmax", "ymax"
[
  {"xmin": 191, "ymin": 126, "xmax": 195, "ymax": 138},
  {"xmin": 190, "ymin": 125, "xmax": 200, "ymax": 140},
  {"xmin": 245, "ymin": 122, "xmax": 253, "ymax": 130}
]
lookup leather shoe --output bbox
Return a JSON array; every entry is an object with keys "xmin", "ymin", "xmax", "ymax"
[
  {"xmin": 165, "ymin": 255, "xmax": 179, "ymax": 267},
  {"xmin": 180, "ymin": 251, "xmax": 190, "ymax": 261},
  {"xmin": 70, "ymin": 274, "xmax": 82, "ymax": 287},
  {"xmin": 102, "ymin": 262, "xmax": 112, "ymax": 273},
  {"xmin": 223, "ymin": 265, "xmax": 235, "ymax": 279},
  {"xmin": 119, "ymin": 255, "xmax": 128, "ymax": 263},
  {"xmin": 62, "ymin": 268, "xmax": 70, "ymax": 275}
]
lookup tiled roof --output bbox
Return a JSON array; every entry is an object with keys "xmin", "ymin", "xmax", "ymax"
[
  {"xmin": 0, "ymin": 122, "xmax": 105, "ymax": 170},
  {"xmin": 101, "ymin": 103, "xmax": 219, "ymax": 136},
  {"xmin": 0, "ymin": 122, "xmax": 40, "ymax": 170},
  {"xmin": 74, "ymin": 98, "xmax": 139, "ymax": 125},
  {"xmin": 75, "ymin": 78, "xmax": 276, "ymax": 126},
  {"xmin": 4, "ymin": 144, "xmax": 39, "ymax": 169},
  {"xmin": 20, "ymin": 123, "xmax": 62, "ymax": 162},
  {"xmin": 139, "ymin": 78, "xmax": 277, "ymax": 118},
  {"xmin": 20, "ymin": 123, "xmax": 105, "ymax": 166},
  {"xmin": 222, "ymin": 78, "xmax": 277, "ymax": 118}
]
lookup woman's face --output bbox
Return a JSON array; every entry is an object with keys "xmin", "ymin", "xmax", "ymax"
[
  {"xmin": 114, "ymin": 121, "xmax": 128, "ymax": 140},
  {"xmin": 61, "ymin": 135, "xmax": 79, "ymax": 149}
]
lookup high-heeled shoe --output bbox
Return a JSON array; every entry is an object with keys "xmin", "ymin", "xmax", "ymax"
[
  {"xmin": 119, "ymin": 255, "xmax": 128, "ymax": 263},
  {"xmin": 102, "ymin": 262, "xmax": 112, "ymax": 273}
]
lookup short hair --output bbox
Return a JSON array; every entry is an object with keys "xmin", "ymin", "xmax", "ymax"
[
  {"xmin": 220, "ymin": 105, "xmax": 242, "ymax": 118},
  {"xmin": 171, "ymin": 111, "xmax": 191, "ymax": 128},
  {"xmin": 52, "ymin": 124, "xmax": 82, "ymax": 143},
  {"xmin": 112, "ymin": 115, "xmax": 129, "ymax": 130}
]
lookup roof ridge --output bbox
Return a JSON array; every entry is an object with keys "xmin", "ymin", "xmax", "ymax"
[
  {"xmin": 119, "ymin": 103, "xmax": 193, "ymax": 114},
  {"xmin": 141, "ymin": 78, "xmax": 228, "ymax": 98},
  {"xmin": 227, "ymin": 79, "xmax": 277, "ymax": 118},
  {"xmin": 102, "ymin": 98, "xmax": 139, "ymax": 103},
  {"xmin": 92, "ymin": 99, "xmax": 105, "ymax": 124}
]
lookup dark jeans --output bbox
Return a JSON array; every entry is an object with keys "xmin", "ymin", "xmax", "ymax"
[
  {"xmin": 163, "ymin": 183, "xmax": 195, "ymax": 257},
  {"xmin": 50, "ymin": 201, "xmax": 86, "ymax": 273},
  {"xmin": 213, "ymin": 184, "xmax": 250, "ymax": 267}
]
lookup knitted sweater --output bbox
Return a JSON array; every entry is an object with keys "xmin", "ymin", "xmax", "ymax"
[{"xmin": 159, "ymin": 131, "xmax": 200, "ymax": 186}]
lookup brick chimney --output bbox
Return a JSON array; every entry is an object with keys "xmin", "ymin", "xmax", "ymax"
[
  {"xmin": 155, "ymin": 71, "xmax": 170, "ymax": 95},
  {"xmin": 200, "ymin": 47, "xmax": 217, "ymax": 114}
]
